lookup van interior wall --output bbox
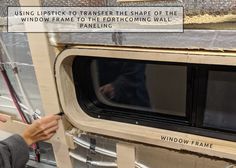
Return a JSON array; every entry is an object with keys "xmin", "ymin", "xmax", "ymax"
[
  {"xmin": 136, "ymin": 144, "xmax": 236, "ymax": 168},
  {"xmin": 69, "ymin": 132, "xmax": 236, "ymax": 168},
  {"xmin": 0, "ymin": 33, "xmax": 44, "ymax": 117}
]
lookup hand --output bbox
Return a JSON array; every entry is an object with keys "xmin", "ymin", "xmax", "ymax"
[
  {"xmin": 99, "ymin": 83, "xmax": 115, "ymax": 99},
  {"xmin": 0, "ymin": 115, "xmax": 7, "ymax": 123},
  {"xmin": 22, "ymin": 115, "xmax": 61, "ymax": 146}
]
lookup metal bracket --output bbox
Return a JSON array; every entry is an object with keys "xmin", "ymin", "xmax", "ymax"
[
  {"xmin": 89, "ymin": 138, "xmax": 96, "ymax": 154},
  {"xmin": 86, "ymin": 156, "xmax": 92, "ymax": 168}
]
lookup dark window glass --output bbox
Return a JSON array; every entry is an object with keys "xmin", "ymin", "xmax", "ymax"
[
  {"xmin": 90, "ymin": 59, "xmax": 187, "ymax": 117},
  {"xmin": 204, "ymin": 70, "xmax": 236, "ymax": 131}
]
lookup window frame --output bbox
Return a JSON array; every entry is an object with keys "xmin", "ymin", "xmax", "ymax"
[
  {"xmin": 72, "ymin": 56, "xmax": 236, "ymax": 141},
  {"xmin": 55, "ymin": 47, "xmax": 236, "ymax": 160}
]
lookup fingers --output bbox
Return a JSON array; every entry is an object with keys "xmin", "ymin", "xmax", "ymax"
[
  {"xmin": 35, "ymin": 120, "xmax": 58, "ymax": 133},
  {"xmin": 0, "ymin": 116, "xmax": 7, "ymax": 123},
  {"xmin": 32, "ymin": 115, "xmax": 60, "ymax": 135},
  {"xmin": 22, "ymin": 115, "xmax": 61, "ymax": 145},
  {"xmin": 35, "ymin": 115, "xmax": 61, "ymax": 138},
  {"xmin": 37, "ymin": 125, "xmax": 59, "ymax": 138},
  {"xmin": 37, "ymin": 132, "xmax": 56, "ymax": 142},
  {"xmin": 35, "ymin": 125, "xmax": 59, "ymax": 142}
]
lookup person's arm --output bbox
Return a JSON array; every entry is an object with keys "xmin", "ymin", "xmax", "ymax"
[
  {"xmin": 0, "ymin": 115, "xmax": 61, "ymax": 168},
  {"xmin": 0, "ymin": 134, "xmax": 29, "ymax": 168}
]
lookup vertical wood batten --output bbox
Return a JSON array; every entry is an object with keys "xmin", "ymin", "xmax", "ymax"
[
  {"xmin": 18, "ymin": 1, "xmax": 73, "ymax": 167},
  {"xmin": 117, "ymin": 143, "xmax": 136, "ymax": 168}
]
